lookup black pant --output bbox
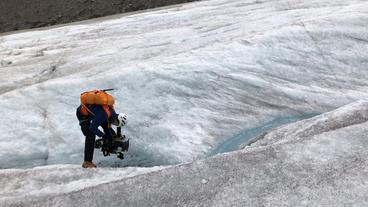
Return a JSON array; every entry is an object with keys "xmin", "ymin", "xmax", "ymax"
[{"xmin": 76, "ymin": 106, "xmax": 95, "ymax": 162}]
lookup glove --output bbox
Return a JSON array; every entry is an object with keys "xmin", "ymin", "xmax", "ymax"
[
  {"xmin": 117, "ymin": 113, "xmax": 127, "ymax": 127},
  {"xmin": 102, "ymin": 142, "xmax": 111, "ymax": 156},
  {"xmin": 101, "ymin": 135, "xmax": 113, "ymax": 156}
]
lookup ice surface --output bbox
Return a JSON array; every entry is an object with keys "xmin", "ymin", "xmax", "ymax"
[
  {"xmin": 1, "ymin": 0, "xmax": 368, "ymax": 168},
  {"xmin": 3, "ymin": 100, "xmax": 368, "ymax": 206},
  {"xmin": 0, "ymin": 165, "xmax": 164, "ymax": 201},
  {"xmin": 1, "ymin": 0, "xmax": 368, "ymax": 205},
  {"xmin": 210, "ymin": 113, "xmax": 318, "ymax": 155}
]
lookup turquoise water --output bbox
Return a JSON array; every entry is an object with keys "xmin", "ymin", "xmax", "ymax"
[{"xmin": 209, "ymin": 113, "xmax": 319, "ymax": 156}]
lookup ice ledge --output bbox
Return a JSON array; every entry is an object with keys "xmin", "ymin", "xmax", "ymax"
[
  {"xmin": 3, "ymin": 100, "xmax": 368, "ymax": 206},
  {"xmin": 245, "ymin": 99, "xmax": 368, "ymax": 148}
]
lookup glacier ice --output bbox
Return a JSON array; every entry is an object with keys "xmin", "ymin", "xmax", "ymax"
[
  {"xmin": 0, "ymin": 0, "xmax": 367, "ymax": 169},
  {"xmin": 0, "ymin": 0, "xmax": 368, "ymax": 205},
  {"xmin": 3, "ymin": 100, "xmax": 368, "ymax": 206}
]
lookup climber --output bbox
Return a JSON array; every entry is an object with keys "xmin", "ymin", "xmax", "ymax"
[{"xmin": 76, "ymin": 90, "xmax": 127, "ymax": 168}]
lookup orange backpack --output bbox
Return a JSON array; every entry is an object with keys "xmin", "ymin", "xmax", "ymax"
[
  {"xmin": 80, "ymin": 90, "xmax": 115, "ymax": 120},
  {"xmin": 81, "ymin": 89, "xmax": 115, "ymax": 106}
]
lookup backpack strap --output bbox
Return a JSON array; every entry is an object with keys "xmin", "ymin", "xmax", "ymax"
[
  {"xmin": 102, "ymin": 105, "xmax": 112, "ymax": 128},
  {"xmin": 81, "ymin": 104, "xmax": 96, "ymax": 117}
]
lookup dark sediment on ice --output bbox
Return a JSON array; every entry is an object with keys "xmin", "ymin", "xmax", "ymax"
[{"xmin": 0, "ymin": 0, "xmax": 197, "ymax": 33}]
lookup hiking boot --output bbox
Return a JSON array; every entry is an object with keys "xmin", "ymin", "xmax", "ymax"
[{"xmin": 82, "ymin": 161, "xmax": 97, "ymax": 168}]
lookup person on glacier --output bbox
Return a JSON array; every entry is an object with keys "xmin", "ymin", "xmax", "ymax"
[{"xmin": 76, "ymin": 90, "xmax": 127, "ymax": 168}]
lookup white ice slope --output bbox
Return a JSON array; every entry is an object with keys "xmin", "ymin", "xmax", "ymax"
[
  {"xmin": 3, "ymin": 100, "xmax": 368, "ymax": 206},
  {"xmin": 0, "ymin": 165, "xmax": 164, "ymax": 204},
  {"xmin": 1, "ymin": 0, "xmax": 368, "ymax": 205},
  {"xmin": 0, "ymin": 0, "xmax": 368, "ymax": 168}
]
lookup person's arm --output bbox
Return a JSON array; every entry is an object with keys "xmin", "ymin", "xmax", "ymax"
[
  {"xmin": 89, "ymin": 114, "xmax": 105, "ymax": 137},
  {"xmin": 110, "ymin": 128, "xmax": 116, "ymax": 137},
  {"xmin": 102, "ymin": 125, "xmax": 115, "ymax": 142}
]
